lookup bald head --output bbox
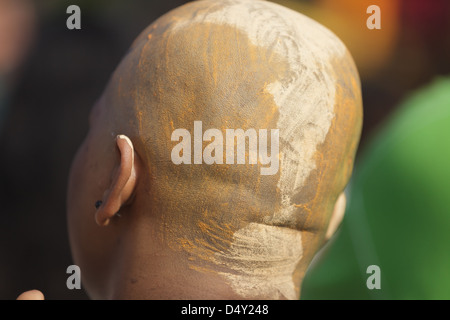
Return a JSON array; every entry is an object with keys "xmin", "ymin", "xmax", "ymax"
[{"xmin": 68, "ymin": 0, "xmax": 362, "ymax": 300}]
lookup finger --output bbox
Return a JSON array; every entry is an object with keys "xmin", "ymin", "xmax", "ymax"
[{"xmin": 16, "ymin": 290, "xmax": 45, "ymax": 300}]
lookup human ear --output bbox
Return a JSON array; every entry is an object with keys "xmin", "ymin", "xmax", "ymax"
[
  {"xmin": 95, "ymin": 135, "xmax": 138, "ymax": 227},
  {"xmin": 325, "ymin": 192, "xmax": 346, "ymax": 240}
]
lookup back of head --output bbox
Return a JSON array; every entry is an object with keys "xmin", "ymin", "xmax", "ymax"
[{"xmin": 71, "ymin": 0, "xmax": 362, "ymax": 299}]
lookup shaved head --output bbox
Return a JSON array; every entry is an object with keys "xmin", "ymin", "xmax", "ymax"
[{"xmin": 68, "ymin": 0, "xmax": 362, "ymax": 299}]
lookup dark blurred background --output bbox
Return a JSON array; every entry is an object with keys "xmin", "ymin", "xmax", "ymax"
[
  {"xmin": 0, "ymin": 0, "xmax": 189, "ymax": 300},
  {"xmin": 0, "ymin": 0, "xmax": 449, "ymax": 299}
]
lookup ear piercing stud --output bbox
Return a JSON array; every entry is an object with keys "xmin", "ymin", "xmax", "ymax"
[
  {"xmin": 94, "ymin": 200, "xmax": 122, "ymax": 219},
  {"xmin": 95, "ymin": 200, "xmax": 103, "ymax": 209}
]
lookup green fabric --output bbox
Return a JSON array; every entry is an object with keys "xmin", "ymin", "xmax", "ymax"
[{"xmin": 302, "ymin": 77, "xmax": 450, "ymax": 300}]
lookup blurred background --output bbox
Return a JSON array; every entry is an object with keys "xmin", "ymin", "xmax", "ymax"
[{"xmin": 0, "ymin": 0, "xmax": 449, "ymax": 299}]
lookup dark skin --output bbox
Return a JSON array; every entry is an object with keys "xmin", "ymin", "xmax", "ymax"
[
  {"xmin": 66, "ymin": 126, "xmax": 349, "ymax": 300},
  {"xmin": 18, "ymin": 0, "xmax": 362, "ymax": 300},
  {"xmin": 17, "ymin": 128, "xmax": 350, "ymax": 300}
]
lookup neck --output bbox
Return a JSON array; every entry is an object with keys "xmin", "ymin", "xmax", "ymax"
[
  {"xmin": 108, "ymin": 245, "xmax": 303, "ymax": 300},
  {"xmin": 105, "ymin": 215, "xmax": 303, "ymax": 300},
  {"xmin": 108, "ymin": 248, "xmax": 239, "ymax": 299}
]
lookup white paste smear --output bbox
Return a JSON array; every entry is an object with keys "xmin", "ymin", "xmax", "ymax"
[
  {"xmin": 172, "ymin": 0, "xmax": 347, "ymax": 298},
  {"xmin": 214, "ymin": 223, "xmax": 303, "ymax": 299},
  {"xmin": 174, "ymin": 0, "xmax": 346, "ymax": 224}
]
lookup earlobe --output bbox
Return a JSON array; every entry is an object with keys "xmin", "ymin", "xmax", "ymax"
[
  {"xmin": 95, "ymin": 135, "xmax": 138, "ymax": 227},
  {"xmin": 325, "ymin": 192, "xmax": 346, "ymax": 240}
]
